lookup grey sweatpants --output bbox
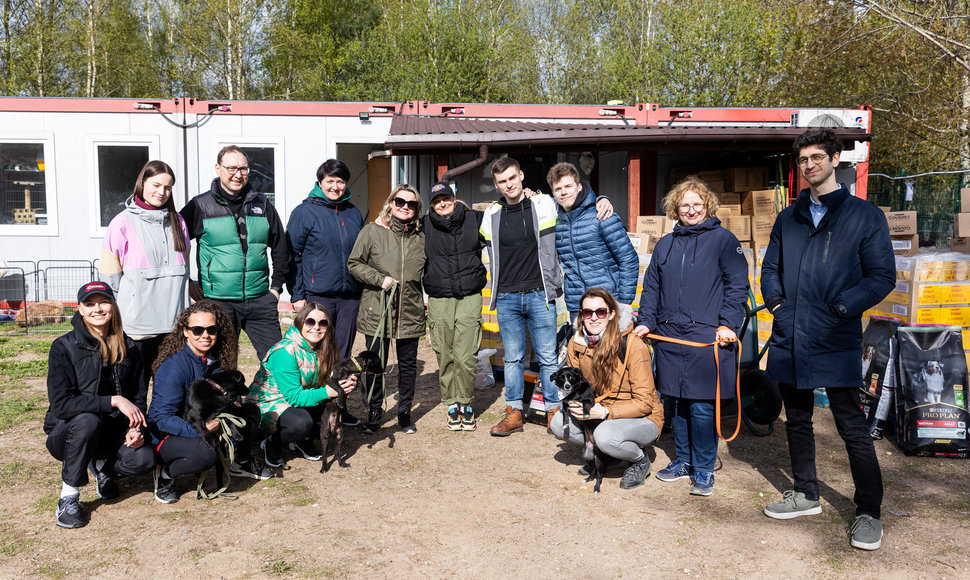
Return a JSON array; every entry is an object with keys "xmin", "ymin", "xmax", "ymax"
[{"xmin": 549, "ymin": 410, "xmax": 660, "ymax": 462}]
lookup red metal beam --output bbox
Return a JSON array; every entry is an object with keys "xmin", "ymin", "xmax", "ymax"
[{"xmin": 0, "ymin": 96, "xmax": 180, "ymax": 113}]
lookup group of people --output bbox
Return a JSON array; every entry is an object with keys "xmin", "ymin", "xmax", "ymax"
[{"xmin": 42, "ymin": 128, "xmax": 895, "ymax": 551}]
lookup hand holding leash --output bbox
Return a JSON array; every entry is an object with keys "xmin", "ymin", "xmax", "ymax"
[{"xmin": 716, "ymin": 326, "xmax": 737, "ymax": 346}]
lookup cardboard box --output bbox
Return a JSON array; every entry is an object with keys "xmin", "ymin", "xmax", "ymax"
[
  {"xmin": 725, "ymin": 167, "xmax": 769, "ymax": 192},
  {"xmin": 891, "ymin": 233, "xmax": 919, "ymax": 256},
  {"xmin": 716, "ymin": 192, "xmax": 741, "ymax": 205},
  {"xmin": 884, "ymin": 211, "xmax": 917, "ymax": 235},
  {"xmin": 628, "ymin": 232, "xmax": 656, "ymax": 255},
  {"xmin": 717, "ymin": 204, "xmax": 741, "ymax": 216},
  {"xmin": 877, "ymin": 206, "xmax": 890, "ymax": 213},
  {"xmin": 955, "ymin": 213, "xmax": 970, "ymax": 238},
  {"xmin": 750, "ymin": 215, "xmax": 775, "ymax": 246},
  {"xmin": 952, "ymin": 237, "xmax": 970, "ymax": 253},
  {"xmin": 722, "ymin": 215, "xmax": 751, "ymax": 241},
  {"xmin": 636, "ymin": 216, "xmax": 666, "ymax": 236},
  {"xmin": 962, "ymin": 188, "xmax": 970, "ymax": 213},
  {"xmin": 472, "ymin": 202, "xmax": 493, "ymax": 212},
  {"xmin": 741, "ymin": 189, "xmax": 782, "ymax": 216},
  {"xmin": 663, "ymin": 217, "xmax": 675, "ymax": 235}
]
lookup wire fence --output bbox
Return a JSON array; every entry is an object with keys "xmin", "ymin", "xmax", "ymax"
[
  {"xmin": 0, "ymin": 260, "xmax": 97, "ymax": 334},
  {"xmin": 867, "ymin": 172, "xmax": 967, "ymax": 249}
]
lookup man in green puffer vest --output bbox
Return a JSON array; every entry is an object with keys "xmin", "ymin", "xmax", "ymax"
[{"xmin": 180, "ymin": 145, "xmax": 289, "ymax": 361}]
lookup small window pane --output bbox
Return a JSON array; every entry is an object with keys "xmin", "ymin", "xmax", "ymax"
[
  {"xmin": 0, "ymin": 143, "xmax": 47, "ymax": 225},
  {"xmin": 241, "ymin": 146, "xmax": 275, "ymax": 206},
  {"xmin": 98, "ymin": 145, "xmax": 150, "ymax": 227}
]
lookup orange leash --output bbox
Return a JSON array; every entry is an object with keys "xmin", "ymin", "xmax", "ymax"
[{"xmin": 644, "ymin": 326, "xmax": 742, "ymax": 442}]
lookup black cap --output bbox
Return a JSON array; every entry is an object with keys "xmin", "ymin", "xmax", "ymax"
[
  {"xmin": 429, "ymin": 181, "xmax": 456, "ymax": 201},
  {"xmin": 77, "ymin": 281, "xmax": 115, "ymax": 303}
]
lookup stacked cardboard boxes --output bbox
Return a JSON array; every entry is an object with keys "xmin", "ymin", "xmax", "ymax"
[
  {"xmin": 951, "ymin": 188, "xmax": 970, "ymax": 250},
  {"xmin": 885, "ymin": 211, "xmax": 918, "ymax": 256},
  {"xmin": 630, "ymin": 215, "xmax": 673, "ymax": 255}
]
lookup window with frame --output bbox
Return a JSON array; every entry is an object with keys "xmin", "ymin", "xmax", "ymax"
[
  {"xmin": 97, "ymin": 145, "xmax": 151, "ymax": 227},
  {"xmin": 0, "ymin": 143, "xmax": 47, "ymax": 226},
  {"xmin": 240, "ymin": 146, "xmax": 276, "ymax": 206}
]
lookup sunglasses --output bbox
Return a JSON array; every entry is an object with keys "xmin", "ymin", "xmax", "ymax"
[
  {"xmin": 188, "ymin": 325, "xmax": 218, "ymax": 337},
  {"xmin": 580, "ymin": 308, "xmax": 610, "ymax": 320},
  {"xmin": 303, "ymin": 317, "xmax": 329, "ymax": 329},
  {"xmin": 393, "ymin": 197, "xmax": 419, "ymax": 211}
]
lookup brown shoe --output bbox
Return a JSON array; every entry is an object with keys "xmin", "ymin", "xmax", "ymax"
[
  {"xmin": 490, "ymin": 406, "xmax": 524, "ymax": 437},
  {"xmin": 545, "ymin": 407, "xmax": 560, "ymax": 430}
]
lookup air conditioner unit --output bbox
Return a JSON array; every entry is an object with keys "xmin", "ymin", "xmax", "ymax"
[{"xmin": 792, "ymin": 108, "xmax": 870, "ymax": 164}]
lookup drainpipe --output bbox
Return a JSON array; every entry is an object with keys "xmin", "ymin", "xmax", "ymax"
[{"xmin": 441, "ymin": 144, "xmax": 489, "ymax": 182}]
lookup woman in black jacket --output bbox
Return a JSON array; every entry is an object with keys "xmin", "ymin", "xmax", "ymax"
[{"xmin": 44, "ymin": 282, "xmax": 155, "ymax": 529}]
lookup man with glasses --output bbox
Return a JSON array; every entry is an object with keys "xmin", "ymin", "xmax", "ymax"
[
  {"xmin": 180, "ymin": 145, "xmax": 289, "ymax": 360},
  {"xmin": 760, "ymin": 128, "xmax": 895, "ymax": 550}
]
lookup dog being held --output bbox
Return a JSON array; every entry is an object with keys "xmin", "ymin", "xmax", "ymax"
[
  {"xmin": 550, "ymin": 366, "xmax": 608, "ymax": 493},
  {"xmin": 320, "ymin": 350, "xmax": 383, "ymax": 472},
  {"xmin": 183, "ymin": 370, "xmax": 249, "ymax": 448},
  {"xmin": 915, "ymin": 360, "xmax": 946, "ymax": 404}
]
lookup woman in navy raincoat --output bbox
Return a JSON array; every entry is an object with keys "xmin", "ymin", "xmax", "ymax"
[{"xmin": 634, "ymin": 176, "xmax": 749, "ymax": 496}]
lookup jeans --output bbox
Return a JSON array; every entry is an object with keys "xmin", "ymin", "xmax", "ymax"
[
  {"xmin": 549, "ymin": 411, "xmax": 659, "ymax": 462},
  {"xmin": 779, "ymin": 383, "xmax": 883, "ymax": 518},
  {"xmin": 495, "ymin": 290, "xmax": 560, "ymax": 411},
  {"xmin": 306, "ymin": 294, "xmax": 360, "ymax": 360},
  {"xmin": 670, "ymin": 398, "xmax": 718, "ymax": 472},
  {"xmin": 211, "ymin": 292, "xmax": 283, "ymax": 361}
]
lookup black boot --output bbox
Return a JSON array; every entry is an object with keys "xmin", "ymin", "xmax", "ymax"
[
  {"xmin": 362, "ymin": 408, "xmax": 382, "ymax": 434},
  {"xmin": 620, "ymin": 454, "xmax": 652, "ymax": 490},
  {"xmin": 398, "ymin": 410, "xmax": 416, "ymax": 434}
]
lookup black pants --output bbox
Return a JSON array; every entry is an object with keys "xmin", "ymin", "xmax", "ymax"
[
  {"xmin": 156, "ymin": 402, "xmax": 261, "ymax": 477},
  {"xmin": 779, "ymin": 383, "xmax": 883, "ymax": 518},
  {"xmin": 211, "ymin": 292, "xmax": 283, "ymax": 361},
  {"xmin": 46, "ymin": 413, "xmax": 155, "ymax": 487},
  {"xmin": 275, "ymin": 405, "xmax": 325, "ymax": 445},
  {"xmin": 307, "ymin": 294, "xmax": 360, "ymax": 360},
  {"xmin": 132, "ymin": 334, "xmax": 165, "ymax": 394},
  {"xmin": 362, "ymin": 335, "xmax": 419, "ymax": 414}
]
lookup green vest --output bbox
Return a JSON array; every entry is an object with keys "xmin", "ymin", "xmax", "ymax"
[{"xmin": 196, "ymin": 194, "xmax": 271, "ymax": 300}]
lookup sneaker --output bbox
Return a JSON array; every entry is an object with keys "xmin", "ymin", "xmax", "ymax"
[
  {"xmin": 763, "ymin": 490, "xmax": 822, "ymax": 519},
  {"xmin": 620, "ymin": 455, "xmax": 652, "ymax": 490},
  {"xmin": 289, "ymin": 439, "xmax": 322, "ymax": 461},
  {"xmin": 55, "ymin": 495, "xmax": 87, "ymax": 529},
  {"xmin": 362, "ymin": 408, "xmax": 382, "ymax": 434},
  {"xmin": 261, "ymin": 437, "xmax": 284, "ymax": 468},
  {"xmin": 447, "ymin": 404, "xmax": 462, "ymax": 431},
  {"xmin": 849, "ymin": 515, "xmax": 883, "ymax": 550},
  {"xmin": 689, "ymin": 470, "xmax": 715, "ymax": 496},
  {"xmin": 460, "ymin": 405, "xmax": 477, "ymax": 431},
  {"xmin": 341, "ymin": 410, "xmax": 361, "ymax": 427},
  {"xmin": 655, "ymin": 459, "xmax": 692, "ymax": 482},
  {"xmin": 399, "ymin": 411, "xmax": 417, "ymax": 434},
  {"xmin": 153, "ymin": 466, "xmax": 179, "ymax": 504},
  {"xmin": 229, "ymin": 458, "xmax": 272, "ymax": 480},
  {"xmin": 88, "ymin": 460, "xmax": 119, "ymax": 500}
]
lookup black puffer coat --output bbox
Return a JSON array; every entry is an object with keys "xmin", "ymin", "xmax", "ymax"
[{"xmin": 422, "ymin": 203, "xmax": 487, "ymax": 298}]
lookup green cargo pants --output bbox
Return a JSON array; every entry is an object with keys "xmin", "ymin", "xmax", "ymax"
[{"xmin": 428, "ymin": 294, "xmax": 482, "ymax": 406}]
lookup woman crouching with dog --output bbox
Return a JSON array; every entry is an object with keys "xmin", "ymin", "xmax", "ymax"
[
  {"xmin": 249, "ymin": 302, "xmax": 358, "ymax": 467},
  {"xmin": 148, "ymin": 301, "xmax": 269, "ymax": 504},
  {"xmin": 549, "ymin": 288, "xmax": 663, "ymax": 490},
  {"xmin": 44, "ymin": 282, "xmax": 155, "ymax": 528}
]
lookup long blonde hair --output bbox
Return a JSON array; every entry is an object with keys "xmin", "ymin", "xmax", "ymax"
[
  {"xmin": 377, "ymin": 184, "xmax": 422, "ymax": 226},
  {"xmin": 81, "ymin": 297, "xmax": 127, "ymax": 364}
]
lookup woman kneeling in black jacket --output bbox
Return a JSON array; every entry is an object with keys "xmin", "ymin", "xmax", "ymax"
[{"xmin": 44, "ymin": 282, "xmax": 155, "ymax": 529}]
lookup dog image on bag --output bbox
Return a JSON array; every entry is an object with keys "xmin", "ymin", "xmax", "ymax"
[
  {"xmin": 183, "ymin": 370, "xmax": 248, "ymax": 448},
  {"xmin": 913, "ymin": 361, "xmax": 946, "ymax": 404},
  {"xmin": 551, "ymin": 366, "xmax": 608, "ymax": 493},
  {"xmin": 320, "ymin": 350, "xmax": 383, "ymax": 472}
]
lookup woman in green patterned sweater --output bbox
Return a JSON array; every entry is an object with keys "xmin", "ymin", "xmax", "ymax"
[{"xmin": 249, "ymin": 303, "xmax": 358, "ymax": 467}]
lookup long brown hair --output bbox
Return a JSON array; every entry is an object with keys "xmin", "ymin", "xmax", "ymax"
[
  {"xmin": 293, "ymin": 302, "xmax": 340, "ymax": 387},
  {"xmin": 133, "ymin": 160, "xmax": 186, "ymax": 253},
  {"xmin": 575, "ymin": 288, "xmax": 622, "ymax": 393},
  {"xmin": 80, "ymin": 296, "xmax": 127, "ymax": 364},
  {"xmin": 152, "ymin": 301, "xmax": 237, "ymax": 376}
]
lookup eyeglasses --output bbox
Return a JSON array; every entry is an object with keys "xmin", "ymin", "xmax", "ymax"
[
  {"xmin": 796, "ymin": 153, "xmax": 828, "ymax": 167},
  {"xmin": 580, "ymin": 308, "xmax": 610, "ymax": 320},
  {"xmin": 678, "ymin": 203, "xmax": 705, "ymax": 213},
  {"xmin": 220, "ymin": 165, "xmax": 250, "ymax": 175},
  {"xmin": 393, "ymin": 197, "xmax": 419, "ymax": 211},
  {"xmin": 188, "ymin": 325, "xmax": 218, "ymax": 337},
  {"xmin": 303, "ymin": 317, "xmax": 329, "ymax": 329}
]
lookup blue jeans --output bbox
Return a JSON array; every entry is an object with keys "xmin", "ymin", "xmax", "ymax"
[
  {"xmin": 495, "ymin": 290, "xmax": 561, "ymax": 411},
  {"xmin": 671, "ymin": 398, "xmax": 717, "ymax": 472}
]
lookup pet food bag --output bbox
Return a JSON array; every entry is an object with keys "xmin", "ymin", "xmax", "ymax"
[
  {"xmin": 858, "ymin": 347, "xmax": 895, "ymax": 440},
  {"xmin": 474, "ymin": 348, "xmax": 497, "ymax": 390},
  {"xmin": 860, "ymin": 316, "xmax": 900, "ymax": 399},
  {"xmin": 894, "ymin": 325, "xmax": 970, "ymax": 457}
]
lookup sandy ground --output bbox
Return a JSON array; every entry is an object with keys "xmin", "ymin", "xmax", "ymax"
[{"xmin": 1, "ymin": 335, "xmax": 968, "ymax": 579}]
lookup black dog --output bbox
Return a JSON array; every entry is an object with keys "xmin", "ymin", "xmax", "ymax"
[
  {"xmin": 551, "ymin": 366, "xmax": 608, "ymax": 493},
  {"xmin": 320, "ymin": 350, "xmax": 383, "ymax": 472},
  {"xmin": 183, "ymin": 370, "xmax": 249, "ymax": 448}
]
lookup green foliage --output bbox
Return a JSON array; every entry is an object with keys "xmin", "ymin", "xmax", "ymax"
[{"xmin": 0, "ymin": 395, "xmax": 45, "ymax": 430}]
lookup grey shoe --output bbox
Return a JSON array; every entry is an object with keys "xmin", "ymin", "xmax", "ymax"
[
  {"xmin": 88, "ymin": 460, "xmax": 119, "ymax": 500},
  {"xmin": 764, "ymin": 490, "xmax": 822, "ymax": 519},
  {"xmin": 619, "ymin": 455, "xmax": 652, "ymax": 489},
  {"xmin": 55, "ymin": 495, "xmax": 87, "ymax": 529},
  {"xmin": 153, "ymin": 466, "xmax": 179, "ymax": 504},
  {"xmin": 849, "ymin": 514, "xmax": 883, "ymax": 550}
]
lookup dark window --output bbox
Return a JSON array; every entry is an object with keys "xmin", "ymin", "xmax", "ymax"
[
  {"xmin": 0, "ymin": 143, "xmax": 47, "ymax": 225},
  {"xmin": 240, "ymin": 146, "xmax": 275, "ymax": 206},
  {"xmin": 98, "ymin": 145, "xmax": 150, "ymax": 227}
]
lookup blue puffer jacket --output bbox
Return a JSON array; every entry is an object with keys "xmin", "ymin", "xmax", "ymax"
[
  {"xmin": 761, "ymin": 185, "xmax": 895, "ymax": 390},
  {"xmin": 636, "ymin": 217, "xmax": 749, "ymax": 399},
  {"xmin": 286, "ymin": 184, "xmax": 363, "ymax": 300},
  {"xmin": 555, "ymin": 183, "xmax": 639, "ymax": 312},
  {"xmin": 147, "ymin": 345, "xmax": 221, "ymax": 444}
]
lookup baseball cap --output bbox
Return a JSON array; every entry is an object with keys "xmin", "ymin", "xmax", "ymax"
[
  {"xmin": 429, "ymin": 181, "xmax": 456, "ymax": 201},
  {"xmin": 77, "ymin": 281, "xmax": 115, "ymax": 303}
]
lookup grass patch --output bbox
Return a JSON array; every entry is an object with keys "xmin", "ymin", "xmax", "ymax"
[
  {"xmin": 31, "ymin": 495, "xmax": 57, "ymax": 516},
  {"xmin": 0, "ymin": 395, "xmax": 46, "ymax": 430},
  {"xmin": 263, "ymin": 559, "xmax": 294, "ymax": 576},
  {"xmin": 0, "ymin": 531, "xmax": 37, "ymax": 557},
  {"xmin": 0, "ymin": 458, "xmax": 41, "ymax": 485},
  {"xmin": 0, "ymin": 358, "xmax": 48, "ymax": 380},
  {"xmin": 0, "ymin": 335, "xmax": 55, "ymax": 359},
  {"xmin": 34, "ymin": 561, "xmax": 68, "ymax": 579}
]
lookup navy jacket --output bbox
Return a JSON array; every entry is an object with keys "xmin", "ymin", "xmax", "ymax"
[
  {"xmin": 761, "ymin": 185, "xmax": 895, "ymax": 389},
  {"xmin": 555, "ymin": 183, "xmax": 639, "ymax": 312},
  {"xmin": 148, "ymin": 345, "xmax": 221, "ymax": 444},
  {"xmin": 637, "ymin": 217, "xmax": 749, "ymax": 399},
  {"xmin": 286, "ymin": 185, "xmax": 363, "ymax": 300}
]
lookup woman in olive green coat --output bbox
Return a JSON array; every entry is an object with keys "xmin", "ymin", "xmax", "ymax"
[{"xmin": 347, "ymin": 184, "xmax": 427, "ymax": 434}]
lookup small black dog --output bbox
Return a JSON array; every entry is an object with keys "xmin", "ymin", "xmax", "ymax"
[
  {"xmin": 551, "ymin": 366, "xmax": 608, "ymax": 493},
  {"xmin": 320, "ymin": 350, "xmax": 383, "ymax": 472},
  {"xmin": 183, "ymin": 370, "xmax": 249, "ymax": 448}
]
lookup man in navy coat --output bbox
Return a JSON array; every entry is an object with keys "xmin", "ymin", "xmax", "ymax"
[{"xmin": 760, "ymin": 128, "xmax": 895, "ymax": 550}]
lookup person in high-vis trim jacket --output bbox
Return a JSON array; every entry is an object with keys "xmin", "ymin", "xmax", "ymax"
[{"xmin": 180, "ymin": 145, "xmax": 289, "ymax": 361}]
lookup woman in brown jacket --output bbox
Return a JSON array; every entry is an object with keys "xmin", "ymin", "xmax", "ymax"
[{"xmin": 549, "ymin": 287, "xmax": 663, "ymax": 490}]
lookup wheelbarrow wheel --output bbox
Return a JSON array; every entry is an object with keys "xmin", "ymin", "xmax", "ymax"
[{"xmin": 740, "ymin": 369, "xmax": 782, "ymax": 425}]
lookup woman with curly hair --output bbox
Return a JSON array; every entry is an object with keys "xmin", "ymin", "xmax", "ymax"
[
  {"xmin": 249, "ymin": 302, "xmax": 357, "ymax": 467},
  {"xmin": 147, "ymin": 301, "xmax": 269, "ymax": 503}
]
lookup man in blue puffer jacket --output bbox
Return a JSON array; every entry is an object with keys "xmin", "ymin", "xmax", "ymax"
[{"xmin": 549, "ymin": 162, "xmax": 639, "ymax": 318}]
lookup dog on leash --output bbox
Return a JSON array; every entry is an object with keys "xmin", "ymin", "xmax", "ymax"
[
  {"xmin": 551, "ymin": 366, "xmax": 608, "ymax": 493},
  {"xmin": 183, "ymin": 370, "xmax": 249, "ymax": 448},
  {"xmin": 914, "ymin": 360, "xmax": 946, "ymax": 404},
  {"xmin": 320, "ymin": 350, "xmax": 383, "ymax": 472}
]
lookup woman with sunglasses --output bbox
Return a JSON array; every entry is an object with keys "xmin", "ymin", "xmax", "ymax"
[
  {"xmin": 348, "ymin": 184, "xmax": 426, "ymax": 434},
  {"xmin": 249, "ymin": 303, "xmax": 357, "ymax": 466},
  {"xmin": 148, "ymin": 301, "xmax": 269, "ymax": 504},
  {"xmin": 633, "ymin": 176, "xmax": 749, "ymax": 497},
  {"xmin": 45, "ymin": 282, "xmax": 155, "ymax": 529},
  {"xmin": 549, "ymin": 288, "xmax": 663, "ymax": 490}
]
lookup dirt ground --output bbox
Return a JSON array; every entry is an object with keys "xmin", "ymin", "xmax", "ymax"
[{"xmin": 1, "ymin": 333, "xmax": 969, "ymax": 579}]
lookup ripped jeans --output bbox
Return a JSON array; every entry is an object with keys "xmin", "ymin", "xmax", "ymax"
[{"xmin": 495, "ymin": 290, "xmax": 561, "ymax": 411}]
